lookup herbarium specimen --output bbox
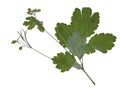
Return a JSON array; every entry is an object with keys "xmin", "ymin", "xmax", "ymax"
[{"xmin": 12, "ymin": 7, "xmax": 116, "ymax": 85}]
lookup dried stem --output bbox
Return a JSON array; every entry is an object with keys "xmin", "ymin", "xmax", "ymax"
[
  {"xmin": 45, "ymin": 30, "xmax": 68, "ymax": 52},
  {"xmin": 79, "ymin": 57, "xmax": 95, "ymax": 85},
  {"xmin": 31, "ymin": 47, "xmax": 51, "ymax": 59},
  {"xmin": 17, "ymin": 29, "xmax": 51, "ymax": 60},
  {"xmin": 82, "ymin": 68, "xmax": 95, "ymax": 85}
]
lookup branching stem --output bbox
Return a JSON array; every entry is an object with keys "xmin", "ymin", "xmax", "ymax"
[
  {"xmin": 17, "ymin": 28, "xmax": 95, "ymax": 85},
  {"xmin": 17, "ymin": 29, "xmax": 51, "ymax": 60},
  {"xmin": 22, "ymin": 29, "xmax": 32, "ymax": 48},
  {"xmin": 79, "ymin": 57, "xmax": 95, "ymax": 85}
]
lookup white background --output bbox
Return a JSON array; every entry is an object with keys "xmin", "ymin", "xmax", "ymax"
[{"xmin": 0, "ymin": 0, "xmax": 120, "ymax": 91}]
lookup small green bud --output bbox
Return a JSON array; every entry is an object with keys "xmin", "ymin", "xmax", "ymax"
[
  {"xmin": 19, "ymin": 46, "xmax": 22, "ymax": 50},
  {"xmin": 11, "ymin": 40, "xmax": 17, "ymax": 44},
  {"xmin": 27, "ymin": 8, "xmax": 32, "ymax": 15},
  {"xmin": 36, "ymin": 9, "xmax": 41, "ymax": 12}
]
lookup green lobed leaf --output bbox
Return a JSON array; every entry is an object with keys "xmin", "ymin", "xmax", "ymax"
[
  {"xmin": 86, "ymin": 44, "xmax": 95, "ymax": 54},
  {"xmin": 86, "ymin": 33, "xmax": 116, "ymax": 53},
  {"xmin": 52, "ymin": 52, "xmax": 75, "ymax": 72},
  {"xmin": 23, "ymin": 16, "xmax": 36, "ymax": 30},
  {"xmin": 71, "ymin": 7, "xmax": 99, "ymax": 37},
  {"xmin": 55, "ymin": 23, "xmax": 74, "ymax": 47},
  {"xmin": 23, "ymin": 16, "xmax": 45, "ymax": 32},
  {"xmin": 55, "ymin": 7, "xmax": 99, "ymax": 49},
  {"xmin": 36, "ymin": 21, "xmax": 45, "ymax": 32},
  {"xmin": 67, "ymin": 31, "xmax": 86, "ymax": 59}
]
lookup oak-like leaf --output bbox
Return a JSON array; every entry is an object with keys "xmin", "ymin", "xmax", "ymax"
[
  {"xmin": 71, "ymin": 8, "xmax": 99, "ymax": 37},
  {"xmin": 55, "ymin": 23, "xmax": 74, "ymax": 47},
  {"xmin": 23, "ymin": 16, "xmax": 45, "ymax": 32},
  {"xmin": 86, "ymin": 33, "xmax": 116, "ymax": 53},
  {"xmin": 52, "ymin": 52, "xmax": 75, "ymax": 72}
]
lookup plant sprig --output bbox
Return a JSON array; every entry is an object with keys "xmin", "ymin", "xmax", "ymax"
[{"xmin": 12, "ymin": 8, "xmax": 116, "ymax": 85}]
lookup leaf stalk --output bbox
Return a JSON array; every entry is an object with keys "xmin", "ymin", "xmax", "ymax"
[{"xmin": 82, "ymin": 68, "xmax": 95, "ymax": 85}]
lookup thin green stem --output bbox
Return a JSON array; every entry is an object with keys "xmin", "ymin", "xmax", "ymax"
[
  {"xmin": 17, "ymin": 31, "xmax": 24, "ymax": 41},
  {"xmin": 35, "ymin": 15, "xmax": 68, "ymax": 52},
  {"xmin": 22, "ymin": 29, "xmax": 32, "ymax": 48},
  {"xmin": 17, "ymin": 29, "xmax": 51, "ymax": 60},
  {"xmin": 31, "ymin": 47, "xmax": 51, "ymax": 60},
  {"xmin": 45, "ymin": 30, "xmax": 68, "ymax": 52},
  {"xmin": 79, "ymin": 57, "xmax": 95, "ymax": 85},
  {"xmin": 45, "ymin": 30, "xmax": 59, "ymax": 44},
  {"xmin": 82, "ymin": 68, "xmax": 95, "ymax": 85},
  {"xmin": 24, "ymin": 30, "xmax": 51, "ymax": 59},
  {"xmin": 25, "ymin": 36, "xmax": 51, "ymax": 59},
  {"xmin": 81, "ymin": 57, "xmax": 84, "ymax": 68}
]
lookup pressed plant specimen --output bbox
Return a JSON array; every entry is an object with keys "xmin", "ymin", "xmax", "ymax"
[{"xmin": 12, "ymin": 7, "xmax": 116, "ymax": 85}]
